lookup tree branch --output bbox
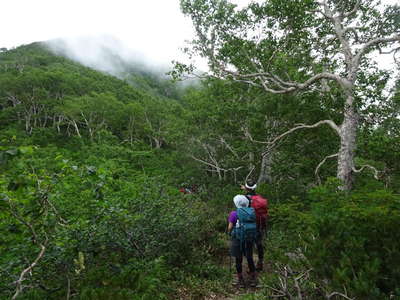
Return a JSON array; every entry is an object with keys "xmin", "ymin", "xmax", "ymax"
[
  {"xmin": 7, "ymin": 200, "xmax": 48, "ymax": 299},
  {"xmin": 263, "ymin": 120, "xmax": 340, "ymax": 156},
  {"xmin": 355, "ymin": 34, "xmax": 400, "ymax": 67},
  {"xmin": 226, "ymin": 70, "xmax": 343, "ymax": 94},
  {"xmin": 245, "ymin": 165, "xmax": 255, "ymax": 182},
  {"xmin": 191, "ymin": 155, "xmax": 227, "ymax": 172},
  {"xmin": 378, "ymin": 46, "xmax": 400, "ymax": 55},
  {"xmin": 12, "ymin": 241, "xmax": 47, "ymax": 300},
  {"xmin": 315, "ymin": 153, "xmax": 339, "ymax": 184},
  {"xmin": 242, "ymin": 126, "xmax": 268, "ymax": 145},
  {"xmin": 218, "ymin": 136, "xmax": 239, "ymax": 159},
  {"xmin": 352, "ymin": 164, "xmax": 379, "ymax": 179},
  {"xmin": 340, "ymin": 0, "xmax": 361, "ymax": 18},
  {"xmin": 326, "ymin": 291, "xmax": 354, "ymax": 300}
]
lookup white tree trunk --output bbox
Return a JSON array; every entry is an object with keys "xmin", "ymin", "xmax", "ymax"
[
  {"xmin": 258, "ymin": 152, "xmax": 273, "ymax": 184},
  {"xmin": 72, "ymin": 120, "xmax": 81, "ymax": 138},
  {"xmin": 337, "ymin": 94, "xmax": 358, "ymax": 190}
]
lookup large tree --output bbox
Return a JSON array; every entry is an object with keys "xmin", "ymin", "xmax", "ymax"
[{"xmin": 179, "ymin": 0, "xmax": 400, "ymax": 190}]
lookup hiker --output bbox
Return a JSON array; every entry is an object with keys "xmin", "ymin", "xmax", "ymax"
[
  {"xmin": 228, "ymin": 195, "xmax": 257, "ymax": 288},
  {"xmin": 241, "ymin": 179, "xmax": 268, "ymax": 272},
  {"xmin": 179, "ymin": 183, "xmax": 192, "ymax": 194}
]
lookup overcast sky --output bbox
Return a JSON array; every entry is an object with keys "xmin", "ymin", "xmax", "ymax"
[
  {"xmin": 1, "ymin": 0, "xmax": 398, "ymax": 72},
  {"xmin": 1, "ymin": 0, "xmax": 198, "ymax": 65}
]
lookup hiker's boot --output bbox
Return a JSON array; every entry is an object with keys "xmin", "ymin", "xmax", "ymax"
[
  {"xmin": 232, "ymin": 273, "xmax": 245, "ymax": 288},
  {"xmin": 256, "ymin": 261, "xmax": 264, "ymax": 272},
  {"xmin": 248, "ymin": 272, "xmax": 258, "ymax": 288}
]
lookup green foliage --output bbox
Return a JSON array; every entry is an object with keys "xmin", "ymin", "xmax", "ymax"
[
  {"xmin": 1, "ymin": 38, "xmax": 400, "ymax": 299},
  {"xmin": 75, "ymin": 258, "xmax": 171, "ymax": 300},
  {"xmin": 249, "ymin": 183, "xmax": 400, "ymax": 299},
  {"xmin": 304, "ymin": 188, "xmax": 400, "ymax": 298},
  {"xmin": 0, "ymin": 141, "xmax": 219, "ymax": 299}
]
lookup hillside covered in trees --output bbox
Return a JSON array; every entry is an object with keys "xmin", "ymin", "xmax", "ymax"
[{"xmin": 1, "ymin": 0, "xmax": 400, "ymax": 299}]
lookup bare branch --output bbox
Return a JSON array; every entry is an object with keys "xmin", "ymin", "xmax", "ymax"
[
  {"xmin": 12, "ymin": 242, "xmax": 47, "ymax": 300},
  {"xmin": 226, "ymin": 70, "xmax": 343, "ymax": 94},
  {"xmin": 315, "ymin": 153, "xmax": 339, "ymax": 184},
  {"xmin": 191, "ymin": 153, "xmax": 225, "ymax": 171},
  {"xmin": 378, "ymin": 46, "xmax": 400, "ymax": 55},
  {"xmin": 265, "ymin": 120, "xmax": 340, "ymax": 155},
  {"xmin": 191, "ymin": 154, "xmax": 243, "ymax": 174},
  {"xmin": 6, "ymin": 200, "xmax": 48, "ymax": 299},
  {"xmin": 294, "ymin": 275, "xmax": 303, "ymax": 300},
  {"xmin": 352, "ymin": 164, "xmax": 379, "ymax": 179},
  {"xmin": 326, "ymin": 291, "xmax": 355, "ymax": 300},
  {"xmin": 242, "ymin": 126, "xmax": 268, "ymax": 145},
  {"xmin": 242, "ymin": 48, "xmax": 267, "ymax": 85},
  {"xmin": 5, "ymin": 190, "xmax": 58, "ymax": 299},
  {"xmin": 264, "ymin": 284, "xmax": 287, "ymax": 298},
  {"xmin": 218, "ymin": 136, "xmax": 239, "ymax": 159},
  {"xmin": 228, "ymin": 78, "xmax": 263, "ymax": 88},
  {"xmin": 267, "ymin": 261, "xmax": 355, "ymax": 300},
  {"xmin": 245, "ymin": 165, "xmax": 255, "ymax": 183},
  {"xmin": 355, "ymin": 34, "xmax": 400, "ymax": 67}
]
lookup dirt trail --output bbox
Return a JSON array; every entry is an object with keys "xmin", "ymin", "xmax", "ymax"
[
  {"xmin": 203, "ymin": 243, "xmax": 265, "ymax": 300},
  {"xmin": 203, "ymin": 269, "xmax": 263, "ymax": 300}
]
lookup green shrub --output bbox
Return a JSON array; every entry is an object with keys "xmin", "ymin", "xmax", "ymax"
[
  {"xmin": 0, "ymin": 143, "xmax": 219, "ymax": 299},
  {"xmin": 304, "ymin": 188, "xmax": 400, "ymax": 298}
]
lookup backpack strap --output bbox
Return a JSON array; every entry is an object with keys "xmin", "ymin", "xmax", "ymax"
[{"xmin": 245, "ymin": 194, "xmax": 253, "ymax": 207}]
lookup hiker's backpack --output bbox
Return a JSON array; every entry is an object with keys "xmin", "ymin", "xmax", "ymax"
[
  {"xmin": 247, "ymin": 194, "xmax": 268, "ymax": 231},
  {"xmin": 232, "ymin": 207, "xmax": 257, "ymax": 243}
]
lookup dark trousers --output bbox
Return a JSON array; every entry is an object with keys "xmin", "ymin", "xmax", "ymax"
[
  {"xmin": 255, "ymin": 230, "xmax": 265, "ymax": 262},
  {"xmin": 231, "ymin": 239, "xmax": 255, "ymax": 274}
]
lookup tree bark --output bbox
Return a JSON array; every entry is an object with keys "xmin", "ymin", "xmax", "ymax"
[
  {"xmin": 258, "ymin": 152, "xmax": 273, "ymax": 184},
  {"xmin": 337, "ymin": 93, "xmax": 358, "ymax": 190}
]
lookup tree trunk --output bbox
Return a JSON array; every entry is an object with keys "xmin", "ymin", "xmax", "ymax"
[
  {"xmin": 249, "ymin": 152, "xmax": 254, "ymax": 171},
  {"xmin": 72, "ymin": 120, "xmax": 81, "ymax": 138},
  {"xmin": 258, "ymin": 152, "xmax": 273, "ymax": 184},
  {"xmin": 337, "ymin": 95, "xmax": 358, "ymax": 191}
]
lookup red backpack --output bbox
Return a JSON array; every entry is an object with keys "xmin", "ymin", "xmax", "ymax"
[{"xmin": 248, "ymin": 194, "xmax": 268, "ymax": 230}]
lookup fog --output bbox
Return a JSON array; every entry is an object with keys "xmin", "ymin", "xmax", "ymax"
[{"xmin": 46, "ymin": 35, "xmax": 175, "ymax": 80}]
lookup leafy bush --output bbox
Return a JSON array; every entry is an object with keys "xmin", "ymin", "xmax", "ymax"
[
  {"xmin": 0, "ymin": 143, "xmax": 220, "ymax": 299},
  {"xmin": 304, "ymin": 188, "xmax": 400, "ymax": 298}
]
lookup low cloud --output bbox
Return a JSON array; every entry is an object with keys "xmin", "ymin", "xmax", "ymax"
[{"xmin": 46, "ymin": 34, "xmax": 172, "ymax": 79}]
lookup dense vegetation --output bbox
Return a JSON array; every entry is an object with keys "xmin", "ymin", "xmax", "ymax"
[{"xmin": 1, "ymin": 11, "xmax": 400, "ymax": 299}]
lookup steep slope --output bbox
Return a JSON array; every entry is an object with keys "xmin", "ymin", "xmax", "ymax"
[
  {"xmin": 0, "ymin": 42, "xmax": 222, "ymax": 300},
  {"xmin": 0, "ymin": 42, "xmax": 187, "ymax": 149},
  {"xmin": 0, "ymin": 42, "xmax": 153, "ymax": 104}
]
